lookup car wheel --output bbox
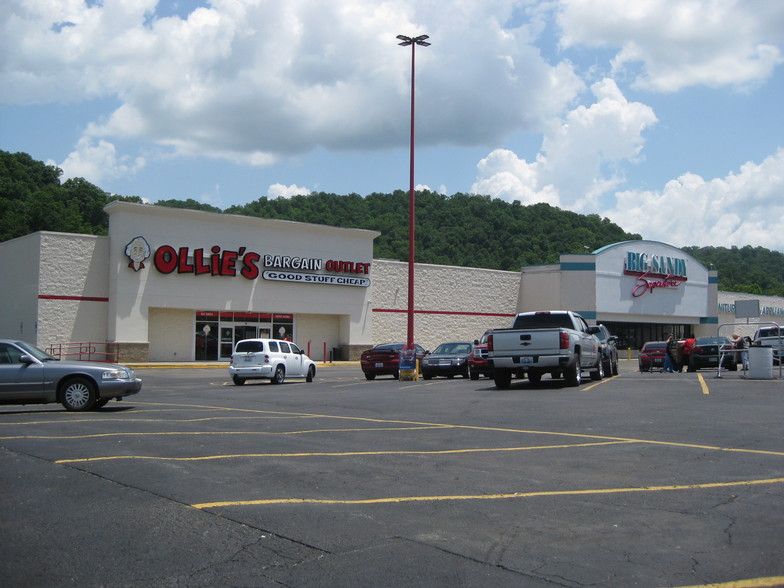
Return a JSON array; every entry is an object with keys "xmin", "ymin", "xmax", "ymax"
[
  {"xmin": 602, "ymin": 358, "xmax": 612, "ymax": 376},
  {"xmin": 271, "ymin": 365, "xmax": 285, "ymax": 384},
  {"xmin": 364, "ymin": 372, "xmax": 376, "ymax": 380},
  {"xmin": 232, "ymin": 375, "xmax": 246, "ymax": 386},
  {"xmin": 469, "ymin": 369, "xmax": 479, "ymax": 380},
  {"xmin": 493, "ymin": 369, "xmax": 512, "ymax": 389},
  {"xmin": 61, "ymin": 377, "xmax": 97, "ymax": 411},
  {"xmin": 612, "ymin": 359, "xmax": 619, "ymax": 376},
  {"xmin": 462, "ymin": 369, "xmax": 469, "ymax": 379},
  {"xmin": 92, "ymin": 397, "xmax": 110, "ymax": 410},
  {"xmin": 564, "ymin": 355, "xmax": 581, "ymax": 387},
  {"xmin": 423, "ymin": 373, "xmax": 432, "ymax": 380},
  {"xmin": 590, "ymin": 358, "xmax": 604, "ymax": 381},
  {"xmin": 306, "ymin": 365, "xmax": 316, "ymax": 382},
  {"xmin": 392, "ymin": 370, "xmax": 400, "ymax": 380}
]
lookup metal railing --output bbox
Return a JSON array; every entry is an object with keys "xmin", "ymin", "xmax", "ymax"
[{"xmin": 45, "ymin": 342, "xmax": 117, "ymax": 363}]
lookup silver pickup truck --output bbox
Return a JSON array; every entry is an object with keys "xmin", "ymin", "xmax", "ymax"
[{"xmin": 486, "ymin": 310, "xmax": 602, "ymax": 388}]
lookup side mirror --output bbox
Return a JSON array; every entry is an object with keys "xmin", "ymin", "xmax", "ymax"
[
  {"xmin": 19, "ymin": 354, "xmax": 36, "ymax": 365},
  {"xmin": 587, "ymin": 326, "xmax": 600, "ymax": 335}
]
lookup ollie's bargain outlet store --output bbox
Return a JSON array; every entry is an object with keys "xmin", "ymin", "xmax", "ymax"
[{"xmin": 1, "ymin": 201, "xmax": 781, "ymax": 361}]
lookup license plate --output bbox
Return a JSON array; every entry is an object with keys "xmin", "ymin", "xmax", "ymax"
[
  {"xmin": 653, "ymin": 359, "xmax": 662, "ymax": 363},
  {"xmin": 244, "ymin": 357, "xmax": 253, "ymax": 362},
  {"xmin": 520, "ymin": 357, "xmax": 533, "ymax": 364},
  {"xmin": 375, "ymin": 362, "xmax": 384, "ymax": 368},
  {"xmin": 439, "ymin": 360, "xmax": 451, "ymax": 366}
]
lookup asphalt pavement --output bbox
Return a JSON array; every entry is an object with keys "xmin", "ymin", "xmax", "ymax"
[{"xmin": 1, "ymin": 360, "xmax": 783, "ymax": 587}]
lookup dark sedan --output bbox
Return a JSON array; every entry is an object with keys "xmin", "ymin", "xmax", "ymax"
[
  {"xmin": 0, "ymin": 340, "xmax": 142, "ymax": 411},
  {"xmin": 690, "ymin": 336, "xmax": 737, "ymax": 371},
  {"xmin": 360, "ymin": 343, "xmax": 429, "ymax": 380},
  {"xmin": 421, "ymin": 341, "xmax": 473, "ymax": 380}
]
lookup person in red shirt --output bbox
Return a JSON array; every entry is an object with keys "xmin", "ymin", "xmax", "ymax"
[{"xmin": 680, "ymin": 334, "xmax": 696, "ymax": 372}]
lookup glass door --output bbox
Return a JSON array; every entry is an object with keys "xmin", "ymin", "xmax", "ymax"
[{"xmin": 234, "ymin": 325, "xmax": 258, "ymax": 345}]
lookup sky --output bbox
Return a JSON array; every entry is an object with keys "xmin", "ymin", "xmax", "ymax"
[{"xmin": 1, "ymin": 0, "xmax": 783, "ymax": 252}]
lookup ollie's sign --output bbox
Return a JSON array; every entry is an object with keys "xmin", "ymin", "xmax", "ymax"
[{"xmin": 125, "ymin": 237, "xmax": 371, "ymax": 287}]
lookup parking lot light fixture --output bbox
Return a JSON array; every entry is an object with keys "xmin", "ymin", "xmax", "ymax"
[{"xmin": 397, "ymin": 33, "xmax": 430, "ymax": 350}]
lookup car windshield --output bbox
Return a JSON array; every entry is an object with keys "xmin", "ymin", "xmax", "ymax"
[
  {"xmin": 433, "ymin": 343, "xmax": 472, "ymax": 354},
  {"xmin": 642, "ymin": 343, "xmax": 666, "ymax": 351},
  {"xmin": 14, "ymin": 341, "xmax": 58, "ymax": 361},
  {"xmin": 696, "ymin": 337, "xmax": 729, "ymax": 346},
  {"xmin": 758, "ymin": 328, "xmax": 781, "ymax": 338}
]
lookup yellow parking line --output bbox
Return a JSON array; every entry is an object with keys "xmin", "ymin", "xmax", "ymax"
[
  {"xmin": 2, "ymin": 425, "xmax": 449, "ymax": 441},
  {"xmin": 54, "ymin": 440, "xmax": 633, "ymax": 463},
  {"xmin": 190, "ymin": 476, "xmax": 784, "ymax": 509},
  {"xmin": 668, "ymin": 576, "xmax": 784, "ymax": 588},
  {"xmin": 697, "ymin": 373, "xmax": 711, "ymax": 394}
]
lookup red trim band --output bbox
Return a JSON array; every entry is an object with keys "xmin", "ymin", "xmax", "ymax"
[
  {"xmin": 38, "ymin": 295, "xmax": 109, "ymax": 302},
  {"xmin": 373, "ymin": 308, "xmax": 514, "ymax": 318}
]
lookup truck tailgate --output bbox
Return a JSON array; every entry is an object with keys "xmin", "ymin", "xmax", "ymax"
[{"xmin": 490, "ymin": 328, "xmax": 563, "ymax": 356}]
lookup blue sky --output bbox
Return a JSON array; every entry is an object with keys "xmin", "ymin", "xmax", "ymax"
[{"xmin": 2, "ymin": 0, "xmax": 783, "ymax": 252}]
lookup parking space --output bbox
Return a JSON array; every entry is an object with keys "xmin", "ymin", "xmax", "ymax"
[{"xmin": 2, "ymin": 361, "xmax": 783, "ymax": 587}]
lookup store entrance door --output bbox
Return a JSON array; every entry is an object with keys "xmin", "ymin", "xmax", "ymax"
[
  {"xmin": 219, "ymin": 325, "xmax": 274, "ymax": 359},
  {"xmin": 234, "ymin": 325, "xmax": 258, "ymax": 343}
]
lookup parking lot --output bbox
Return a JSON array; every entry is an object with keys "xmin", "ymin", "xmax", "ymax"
[{"xmin": 1, "ymin": 361, "xmax": 783, "ymax": 587}]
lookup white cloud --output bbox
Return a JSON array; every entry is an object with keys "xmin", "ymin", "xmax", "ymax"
[
  {"xmin": 607, "ymin": 149, "xmax": 784, "ymax": 250},
  {"xmin": 472, "ymin": 78, "xmax": 657, "ymax": 209},
  {"xmin": 557, "ymin": 0, "xmax": 784, "ymax": 92},
  {"xmin": 1, "ymin": 0, "xmax": 583, "ymax": 171},
  {"xmin": 57, "ymin": 137, "xmax": 145, "ymax": 184},
  {"xmin": 268, "ymin": 183, "xmax": 311, "ymax": 199}
]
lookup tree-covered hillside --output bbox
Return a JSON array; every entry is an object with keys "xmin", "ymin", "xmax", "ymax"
[
  {"xmin": 2, "ymin": 149, "xmax": 783, "ymax": 295},
  {"xmin": 224, "ymin": 191, "xmax": 638, "ymax": 270}
]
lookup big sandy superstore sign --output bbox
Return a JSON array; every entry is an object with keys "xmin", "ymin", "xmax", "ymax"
[
  {"xmin": 125, "ymin": 237, "xmax": 371, "ymax": 287},
  {"xmin": 624, "ymin": 251, "xmax": 688, "ymax": 297}
]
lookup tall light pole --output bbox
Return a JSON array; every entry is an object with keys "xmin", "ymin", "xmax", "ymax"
[{"xmin": 397, "ymin": 33, "xmax": 430, "ymax": 350}]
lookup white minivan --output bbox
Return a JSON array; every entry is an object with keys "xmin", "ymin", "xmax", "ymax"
[{"xmin": 229, "ymin": 339, "xmax": 316, "ymax": 385}]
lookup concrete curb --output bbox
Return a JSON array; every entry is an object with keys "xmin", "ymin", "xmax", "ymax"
[{"xmin": 125, "ymin": 361, "xmax": 361, "ymax": 369}]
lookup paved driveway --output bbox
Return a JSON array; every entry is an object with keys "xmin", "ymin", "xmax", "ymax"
[{"xmin": 1, "ymin": 361, "xmax": 783, "ymax": 587}]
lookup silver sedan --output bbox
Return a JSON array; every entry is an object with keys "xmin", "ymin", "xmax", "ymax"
[{"xmin": 0, "ymin": 340, "xmax": 142, "ymax": 411}]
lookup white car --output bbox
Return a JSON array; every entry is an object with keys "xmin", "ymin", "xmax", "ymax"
[{"xmin": 229, "ymin": 339, "xmax": 316, "ymax": 385}]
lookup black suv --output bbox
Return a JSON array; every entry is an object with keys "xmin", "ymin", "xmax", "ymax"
[{"xmin": 593, "ymin": 325, "xmax": 619, "ymax": 376}]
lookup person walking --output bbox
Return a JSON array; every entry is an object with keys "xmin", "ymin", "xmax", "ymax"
[{"xmin": 663, "ymin": 333, "xmax": 676, "ymax": 373}]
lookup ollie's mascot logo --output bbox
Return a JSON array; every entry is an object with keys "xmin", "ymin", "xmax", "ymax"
[{"xmin": 125, "ymin": 236, "xmax": 151, "ymax": 271}]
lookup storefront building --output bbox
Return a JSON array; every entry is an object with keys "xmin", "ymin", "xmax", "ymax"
[{"xmin": 0, "ymin": 203, "xmax": 781, "ymax": 360}]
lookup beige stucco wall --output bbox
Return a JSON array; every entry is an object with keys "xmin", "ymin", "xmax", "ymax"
[
  {"xmin": 148, "ymin": 307, "xmax": 192, "ymax": 361},
  {"xmin": 369, "ymin": 259, "xmax": 520, "ymax": 351},
  {"xmin": 0, "ymin": 232, "xmax": 108, "ymax": 348},
  {"xmin": 518, "ymin": 264, "xmax": 561, "ymax": 312},
  {"xmin": 0, "ymin": 233, "xmax": 41, "ymax": 343},
  {"xmin": 294, "ymin": 313, "xmax": 341, "ymax": 362},
  {"xmin": 717, "ymin": 292, "xmax": 784, "ymax": 339},
  {"xmin": 37, "ymin": 233, "xmax": 109, "ymax": 347}
]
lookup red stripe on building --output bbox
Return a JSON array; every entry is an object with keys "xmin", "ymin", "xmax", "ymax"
[
  {"xmin": 373, "ymin": 308, "xmax": 514, "ymax": 318},
  {"xmin": 38, "ymin": 295, "xmax": 109, "ymax": 302}
]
